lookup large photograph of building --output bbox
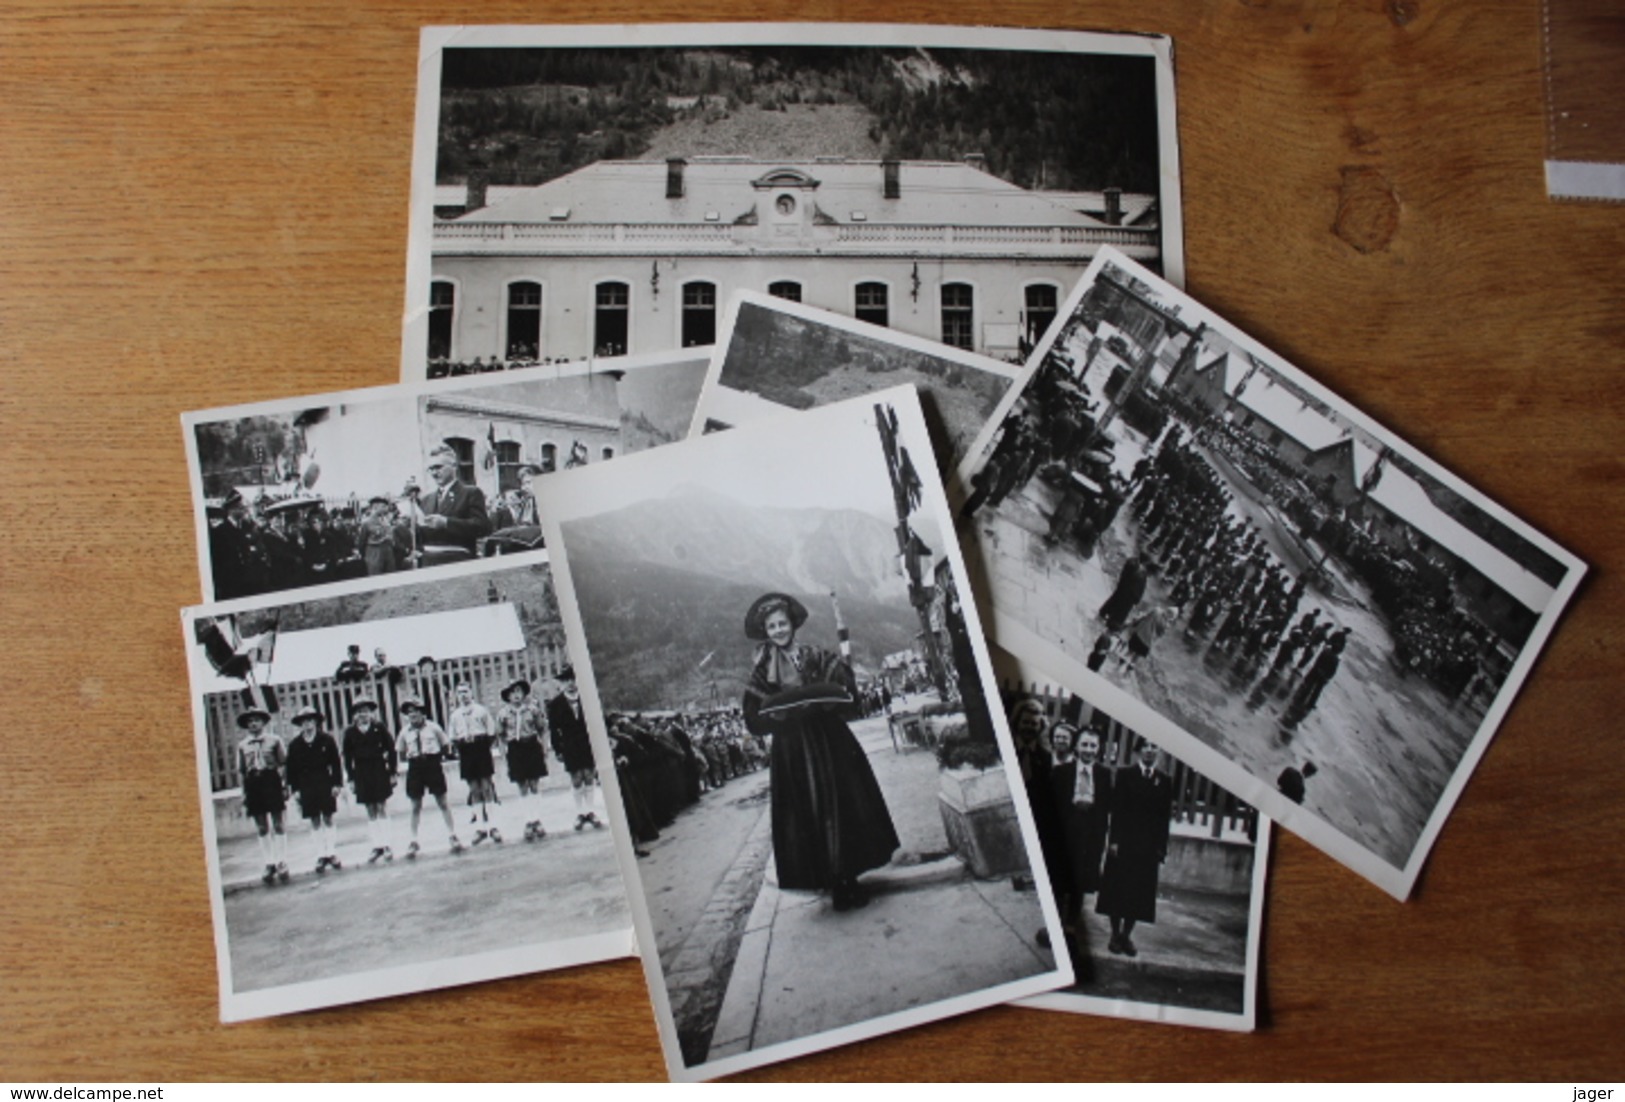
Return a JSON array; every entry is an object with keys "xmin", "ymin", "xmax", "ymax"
[{"xmin": 403, "ymin": 26, "xmax": 1179, "ymax": 379}]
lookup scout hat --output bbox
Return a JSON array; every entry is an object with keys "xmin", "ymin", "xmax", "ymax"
[
  {"xmin": 291, "ymin": 706, "xmax": 324, "ymax": 726},
  {"xmin": 235, "ymin": 708, "xmax": 271, "ymax": 729},
  {"xmin": 502, "ymin": 679, "xmax": 531, "ymax": 701}
]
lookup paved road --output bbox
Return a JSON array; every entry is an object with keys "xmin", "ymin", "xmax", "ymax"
[
  {"xmin": 634, "ymin": 713, "xmax": 1052, "ymax": 1068},
  {"xmin": 969, "ymin": 420, "xmax": 1481, "ymax": 871},
  {"xmin": 217, "ymin": 782, "xmax": 627, "ymax": 994}
]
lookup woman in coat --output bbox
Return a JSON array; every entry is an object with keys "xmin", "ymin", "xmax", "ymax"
[{"xmin": 742, "ymin": 593, "xmax": 899, "ymax": 912}]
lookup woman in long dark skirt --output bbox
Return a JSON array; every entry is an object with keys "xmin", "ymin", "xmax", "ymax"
[{"xmin": 742, "ymin": 592, "xmax": 899, "ymax": 912}]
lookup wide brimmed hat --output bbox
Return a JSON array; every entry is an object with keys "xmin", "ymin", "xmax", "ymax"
[
  {"xmin": 235, "ymin": 708, "xmax": 271, "ymax": 729},
  {"xmin": 350, "ymin": 695, "xmax": 380, "ymax": 712},
  {"xmin": 291, "ymin": 707, "xmax": 324, "ymax": 725},
  {"xmin": 398, "ymin": 697, "xmax": 426, "ymax": 714},
  {"xmin": 502, "ymin": 679, "xmax": 531, "ymax": 701},
  {"xmin": 744, "ymin": 593, "xmax": 808, "ymax": 641}
]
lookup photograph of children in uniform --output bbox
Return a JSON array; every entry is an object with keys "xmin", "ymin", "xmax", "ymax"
[
  {"xmin": 184, "ymin": 555, "xmax": 629, "ymax": 1021},
  {"xmin": 185, "ymin": 349, "xmax": 709, "ymax": 602},
  {"xmin": 690, "ymin": 291, "xmax": 1022, "ymax": 472},
  {"xmin": 996, "ymin": 653, "xmax": 1265, "ymax": 1030},
  {"xmin": 404, "ymin": 23, "xmax": 1180, "ymax": 380},
  {"xmin": 956, "ymin": 247, "xmax": 1584, "ymax": 898},
  {"xmin": 535, "ymin": 387, "xmax": 1069, "ymax": 1080}
]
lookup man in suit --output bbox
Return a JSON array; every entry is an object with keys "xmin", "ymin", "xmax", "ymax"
[
  {"xmin": 548, "ymin": 667, "xmax": 604, "ymax": 831},
  {"xmin": 1096, "ymin": 739, "xmax": 1173, "ymax": 958},
  {"xmin": 412, "ymin": 444, "xmax": 491, "ymax": 556},
  {"xmin": 210, "ymin": 490, "xmax": 269, "ymax": 600},
  {"xmin": 1050, "ymin": 722, "xmax": 1114, "ymax": 929}
]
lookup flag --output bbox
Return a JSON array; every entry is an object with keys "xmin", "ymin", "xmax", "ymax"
[
  {"xmin": 483, "ymin": 421, "xmax": 499, "ymax": 470},
  {"xmin": 195, "ymin": 617, "xmax": 253, "ymax": 681}
]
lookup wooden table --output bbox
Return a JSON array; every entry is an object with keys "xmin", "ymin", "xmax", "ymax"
[{"xmin": 3, "ymin": 0, "xmax": 1621, "ymax": 1082}]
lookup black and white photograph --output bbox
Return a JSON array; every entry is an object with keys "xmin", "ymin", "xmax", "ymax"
[
  {"xmin": 535, "ymin": 386, "xmax": 1070, "ymax": 1079},
  {"xmin": 402, "ymin": 23, "xmax": 1180, "ymax": 380},
  {"xmin": 183, "ymin": 554, "xmax": 631, "ymax": 1021},
  {"xmin": 690, "ymin": 289, "xmax": 1023, "ymax": 471},
  {"xmin": 184, "ymin": 349, "xmax": 709, "ymax": 602},
  {"xmin": 956, "ymin": 247, "xmax": 1586, "ymax": 899},
  {"xmin": 996, "ymin": 652, "xmax": 1266, "ymax": 1031}
]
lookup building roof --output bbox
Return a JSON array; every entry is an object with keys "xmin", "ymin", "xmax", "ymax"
[
  {"xmin": 1232, "ymin": 373, "xmax": 1348, "ymax": 453},
  {"xmin": 198, "ymin": 603, "xmax": 526, "ymax": 695},
  {"xmin": 454, "ymin": 158, "xmax": 1111, "ymax": 228},
  {"xmin": 1042, "ymin": 189, "xmax": 1159, "ymax": 225},
  {"xmin": 1347, "ymin": 442, "xmax": 1556, "ymax": 613}
]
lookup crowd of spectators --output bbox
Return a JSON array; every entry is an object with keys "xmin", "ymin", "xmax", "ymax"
[{"xmin": 608, "ymin": 709, "xmax": 768, "ymax": 847}]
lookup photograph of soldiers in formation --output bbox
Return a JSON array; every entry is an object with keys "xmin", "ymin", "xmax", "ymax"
[
  {"xmin": 185, "ymin": 558, "xmax": 629, "ymax": 1021},
  {"xmin": 536, "ymin": 388, "xmax": 1068, "ymax": 1080},
  {"xmin": 957, "ymin": 248, "xmax": 1583, "ymax": 898},
  {"xmin": 996, "ymin": 656, "xmax": 1265, "ymax": 1030},
  {"xmin": 184, "ymin": 352, "xmax": 708, "ymax": 602}
]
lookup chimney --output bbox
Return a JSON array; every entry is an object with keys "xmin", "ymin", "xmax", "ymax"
[
  {"xmin": 1103, "ymin": 187, "xmax": 1123, "ymax": 226},
  {"xmin": 666, "ymin": 158, "xmax": 686, "ymax": 199},
  {"xmin": 882, "ymin": 159, "xmax": 900, "ymax": 200},
  {"xmin": 465, "ymin": 170, "xmax": 489, "ymax": 213},
  {"xmin": 963, "ymin": 152, "xmax": 986, "ymax": 172}
]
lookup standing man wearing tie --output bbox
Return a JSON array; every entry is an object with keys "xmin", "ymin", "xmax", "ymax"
[
  {"xmin": 1096, "ymin": 739, "xmax": 1173, "ymax": 958},
  {"xmin": 411, "ymin": 445, "xmax": 492, "ymax": 559}
]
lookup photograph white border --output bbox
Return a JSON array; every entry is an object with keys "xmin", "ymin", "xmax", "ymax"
[
  {"xmin": 955, "ymin": 246, "xmax": 1587, "ymax": 900},
  {"xmin": 535, "ymin": 385, "xmax": 1072, "ymax": 1080},
  {"xmin": 689, "ymin": 288, "xmax": 1026, "ymax": 477},
  {"xmin": 997, "ymin": 652, "xmax": 1269, "ymax": 1032},
  {"xmin": 182, "ymin": 347, "xmax": 710, "ymax": 604},
  {"xmin": 402, "ymin": 22, "xmax": 1184, "ymax": 381},
  {"xmin": 182, "ymin": 550, "xmax": 636, "ymax": 1022}
]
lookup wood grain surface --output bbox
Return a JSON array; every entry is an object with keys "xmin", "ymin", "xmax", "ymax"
[{"xmin": 2, "ymin": 0, "xmax": 1621, "ymax": 1083}]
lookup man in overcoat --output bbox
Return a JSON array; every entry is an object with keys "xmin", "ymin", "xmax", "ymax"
[{"xmin": 1096, "ymin": 740, "xmax": 1173, "ymax": 957}]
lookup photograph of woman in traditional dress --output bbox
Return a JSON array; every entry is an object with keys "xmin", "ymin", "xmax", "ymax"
[
  {"xmin": 537, "ymin": 388, "xmax": 1068, "ymax": 1078},
  {"xmin": 742, "ymin": 592, "xmax": 900, "ymax": 913}
]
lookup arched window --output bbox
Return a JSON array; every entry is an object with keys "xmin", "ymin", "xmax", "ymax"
[
  {"xmin": 506, "ymin": 281, "xmax": 542, "ymax": 360},
  {"xmin": 594, "ymin": 281, "xmax": 630, "ymax": 357},
  {"xmin": 941, "ymin": 283, "xmax": 974, "ymax": 350},
  {"xmin": 428, "ymin": 280, "xmax": 455, "ymax": 362},
  {"xmin": 496, "ymin": 440, "xmax": 523, "ymax": 493},
  {"xmin": 682, "ymin": 281, "xmax": 717, "ymax": 347},
  {"xmin": 538, "ymin": 442, "xmax": 557, "ymax": 473},
  {"xmin": 855, "ymin": 281, "xmax": 888, "ymax": 327},
  {"xmin": 768, "ymin": 280, "xmax": 802, "ymax": 302},
  {"xmin": 442, "ymin": 437, "xmax": 476, "ymax": 486},
  {"xmin": 1024, "ymin": 284, "xmax": 1059, "ymax": 348}
]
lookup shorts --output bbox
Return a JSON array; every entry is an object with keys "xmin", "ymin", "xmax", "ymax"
[
  {"xmin": 458, "ymin": 736, "xmax": 496, "ymax": 783},
  {"xmin": 506, "ymin": 737, "xmax": 548, "ymax": 784},
  {"xmin": 242, "ymin": 770, "xmax": 285, "ymax": 818},
  {"xmin": 295, "ymin": 784, "xmax": 337, "ymax": 822},
  {"xmin": 1127, "ymin": 635, "xmax": 1152, "ymax": 659},
  {"xmin": 406, "ymin": 756, "xmax": 448, "ymax": 800}
]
